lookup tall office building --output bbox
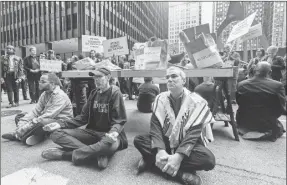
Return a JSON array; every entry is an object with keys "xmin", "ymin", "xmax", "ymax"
[
  {"xmin": 213, "ymin": 2, "xmax": 286, "ymax": 50},
  {"xmin": 0, "ymin": 2, "xmax": 168, "ymax": 58},
  {"xmin": 168, "ymin": 2, "xmax": 202, "ymax": 53}
]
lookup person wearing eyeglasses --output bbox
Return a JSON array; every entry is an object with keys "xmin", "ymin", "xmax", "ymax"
[
  {"xmin": 134, "ymin": 66, "xmax": 215, "ymax": 185},
  {"xmin": 0, "ymin": 45, "xmax": 25, "ymax": 108},
  {"xmin": 41, "ymin": 67, "xmax": 128, "ymax": 170},
  {"xmin": 2, "ymin": 73, "xmax": 73, "ymax": 146}
]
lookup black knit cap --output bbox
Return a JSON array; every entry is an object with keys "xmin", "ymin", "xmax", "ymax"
[{"xmin": 89, "ymin": 67, "xmax": 111, "ymax": 76}]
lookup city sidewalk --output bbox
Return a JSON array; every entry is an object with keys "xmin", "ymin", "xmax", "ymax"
[{"xmin": 1, "ymin": 96, "xmax": 286, "ymax": 185}]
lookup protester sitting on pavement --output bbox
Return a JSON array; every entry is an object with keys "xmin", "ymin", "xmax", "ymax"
[
  {"xmin": 137, "ymin": 77, "xmax": 160, "ymax": 113},
  {"xmin": 236, "ymin": 62, "xmax": 286, "ymax": 141},
  {"xmin": 1, "ymin": 45, "xmax": 25, "ymax": 108},
  {"xmin": 2, "ymin": 73, "xmax": 73, "ymax": 146},
  {"xmin": 247, "ymin": 48, "xmax": 267, "ymax": 78},
  {"xmin": 265, "ymin": 46, "xmax": 285, "ymax": 82},
  {"xmin": 134, "ymin": 66, "xmax": 215, "ymax": 185},
  {"xmin": 41, "ymin": 67, "xmax": 128, "ymax": 170}
]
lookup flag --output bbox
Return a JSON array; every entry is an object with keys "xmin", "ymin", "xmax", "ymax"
[{"xmin": 216, "ymin": 2, "xmax": 245, "ymax": 37}]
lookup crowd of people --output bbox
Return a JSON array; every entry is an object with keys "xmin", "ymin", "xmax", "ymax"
[{"xmin": 1, "ymin": 43, "xmax": 286, "ymax": 185}]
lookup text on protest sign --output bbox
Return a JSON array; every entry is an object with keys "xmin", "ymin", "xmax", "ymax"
[
  {"xmin": 40, "ymin": 59, "xmax": 62, "ymax": 72},
  {"xmin": 193, "ymin": 46, "xmax": 223, "ymax": 68},
  {"xmin": 226, "ymin": 11, "xmax": 257, "ymax": 43},
  {"xmin": 135, "ymin": 47, "xmax": 161, "ymax": 70},
  {"xmin": 103, "ymin": 36, "xmax": 129, "ymax": 57},
  {"xmin": 238, "ymin": 23, "xmax": 262, "ymax": 43},
  {"xmin": 82, "ymin": 35, "xmax": 106, "ymax": 52}
]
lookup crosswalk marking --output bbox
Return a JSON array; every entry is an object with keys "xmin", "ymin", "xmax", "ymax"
[{"xmin": 1, "ymin": 167, "xmax": 68, "ymax": 185}]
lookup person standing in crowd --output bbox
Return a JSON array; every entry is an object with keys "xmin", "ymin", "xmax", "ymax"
[
  {"xmin": 127, "ymin": 54, "xmax": 139, "ymax": 100},
  {"xmin": 137, "ymin": 77, "xmax": 159, "ymax": 113},
  {"xmin": 265, "ymin": 46, "xmax": 285, "ymax": 82},
  {"xmin": 134, "ymin": 66, "xmax": 215, "ymax": 185},
  {"xmin": 24, "ymin": 46, "xmax": 41, "ymax": 104},
  {"xmin": 41, "ymin": 67, "xmax": 128, "ymax": 170},
  {"xmin": 56, "ymin": 53, "xmax": 62, "ymax": 60},
  {"xmin": 0, "ymin": 45, "xmax": 25, "ymax": 108},
  {"xmin": 247, "ymin": 48, "xmax": 267, "ymax": 78},
  {"xmin": 89, "ymin": 50, "xmax": 97, "ymax": 62},
  {"xmin": 236, "ymin": 62, "xmax": 286, "ymax": 141},
  {"xmin": 2, "ymin": 73, "xmax": 73, "ymax": 146}
]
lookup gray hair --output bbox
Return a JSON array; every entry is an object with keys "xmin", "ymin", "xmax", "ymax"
[
  {"xmin": 29, "ymin": 46, "xmax": 36, "ymax": 51},
  {"xmin": 267, "ymin": 46, "xmax": 278, "ymax": 53},
  {"xmin": 167, "ymin": 66, "xmax": 186, "ymax": 80}
]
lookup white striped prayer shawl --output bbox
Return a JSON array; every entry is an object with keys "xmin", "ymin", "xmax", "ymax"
[{"xmin": 153, "ymin": 88, "xmax": 215, "ymax": 150}]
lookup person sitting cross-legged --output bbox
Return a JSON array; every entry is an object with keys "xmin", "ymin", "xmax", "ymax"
[
  {"xmin": 236, "ymin": 62, "xmax": 286, "ymax": 141},
  {"xmin": 2, "ymin": 73, "xmax": 73, "ymax": 146},
  {"xmin": 41, "ymin": 67, "xmax": 128, "ymax": 170},
  {"xmin": 134, "ymin": 66, "xmax": 216, "ymax": 185}
]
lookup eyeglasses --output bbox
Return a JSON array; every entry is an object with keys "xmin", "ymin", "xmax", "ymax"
[
  {"xmin": 39, "ymin": 81, "xmax": 49, "ymax": 84},
  {"xmin": 166, "ymin": 74, "xmax": 179, "ymax": 80}
]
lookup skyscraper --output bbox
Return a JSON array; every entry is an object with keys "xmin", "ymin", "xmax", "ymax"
[
  {"xmin": 168, "ymin": 2, "xmax": 202, "ymax": 54},
  {"xmin": 0, "ymin": 2, "xmax": 169, "ymax": 58}
]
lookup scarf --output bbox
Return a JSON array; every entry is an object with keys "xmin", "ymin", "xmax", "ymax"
[{"xmin": 153, "ymin": 88, "xmax": 215, "ymax": 150}]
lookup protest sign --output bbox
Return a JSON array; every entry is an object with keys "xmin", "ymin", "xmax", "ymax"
[
  {"xmin": 103, "ymin": 36, "xmax": 129, "ymax": 57},
  {"xmin": 237, "ymin": 23, "xmax": 262, "ymax": 43},
  {"xmin": 75, "ymin": 57, "xmax": 96, "ymax": 70},
  {"xmin": 226, "ymin": 11, "xmax": 257, "ymax": 43},
  {"xmin": 82, "ymin": 35, "xmax": 106, "ymax": 52},
  {"xmin": 134, "ymin": 47, "xmax": 161, "ymax": 70},
  {"xmin": 40, "ymin": 59, "xmax": 62, "ymax": 72},
  {"xmin": 183, "ymin": 24, "xmax": 210, "ymax": 42}
]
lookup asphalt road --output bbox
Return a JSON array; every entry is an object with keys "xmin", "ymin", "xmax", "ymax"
[{"xmin": 1, "ymin": 94, "xmax": 286, "ymax": 185}]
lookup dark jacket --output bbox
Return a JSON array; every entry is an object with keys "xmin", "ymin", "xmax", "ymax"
[
  {"xmin": 23, "ymin": 55, "xmax": 41, "ymax": 79},
  {"xmin": 236, "ymin": 76, "xmax": 286, "ymax": 132},
  {"xmin": 264, "ymin": 56, "xmax": 285, "ymax": 81},
  {"xmin": 60, "ymin": 85, "xmax": 128, "ymax": 150},
  {"xmin": 1, "ymin": 55, "xmax": 25, "ymax": 79}
]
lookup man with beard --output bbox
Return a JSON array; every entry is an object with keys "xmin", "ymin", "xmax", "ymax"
[
  {"xmin": 0, "ymin": 45, "xmax": 25, "ymax": 108},
  {"xmin": 1, "ymin": 73, "xmax": 73, "ymax": 146},
  {"xmin": 134, "ymin": 66, "xmax": 215, "ymax": 185},
  {"xmin": 41, "ymin": 67, "xmax": 128, "ymax": 170},
  {"xmin": 24, "ymin": 46, "xmax": 41, "ymax": 104}
]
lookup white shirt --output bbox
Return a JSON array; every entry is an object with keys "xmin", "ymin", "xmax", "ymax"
[{"xmin": 8, "ymin": 55, "xmax": 15, "ymax": 72}]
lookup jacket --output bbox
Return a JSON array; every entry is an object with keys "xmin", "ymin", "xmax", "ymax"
[
  {"xmin": 23, "ymin": 55, "xmax": 41, "ymax": 79},
  {"xmin": 1, "ymin": 54, "xmax": 25, "ymax": 79}
]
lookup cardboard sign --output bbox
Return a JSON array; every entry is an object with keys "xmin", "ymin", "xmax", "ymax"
[
  {"xmin": 135, "ymin": 47, "xmax": 161, "ymax": 70},
  {"xmin": 103, "ymin": 36, "xmax": 129, "ymax": 57},
  {"xmin": 75, "ymin": 57, "xmax": 96, "ymax": 70},
  {"xmin": 40, "ymin": 59, "xmax": 62, "ymax": 72},
  {"xmin": 238, "ymin": 23, "xmax": 262, "ymax": 43},
  {"xmin": 227, "ymin": 11, "xmax": 257, "ymax": 43},
  {"xmin": 183, "ymin": 24, "xmax": 210, "ymax": 42},
  {"xmin": 82, "ymin": 35, "xmax": 106, "ymax": 52}
]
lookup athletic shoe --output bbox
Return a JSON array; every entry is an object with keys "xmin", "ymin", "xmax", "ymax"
[
  {"xmin": 25, "ymin": 135, "xmax": 45, "ymax": 146},
  {"xmin": 42, "ymin": 148, "xmax": 65, "ymax": 160}
]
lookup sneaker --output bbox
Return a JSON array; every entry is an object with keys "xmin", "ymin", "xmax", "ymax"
[
  {"xmin": 2, "ymin": 132, "xmax": 17, "ymax": 141},
  {"xmin": 42, "ymin": 148, "xmax": 65, "ymax": 160},
  {"xmin": 25, "ymin": 135, "xmax": 45, "ymax": 146},
  {"xmin": 178, "ymin": 172, "xmax": 202, "ymax": 185},
  {"xmin": 136, "ymin": 158, "xmax": 147, "ymax": 175},
  {"xmin": 6, "ymin": 103, "xmax": 14, "ymax": 108},
  {"xmin": 97, "ymin": 156, "xmax": 108, "ymax": 169}
]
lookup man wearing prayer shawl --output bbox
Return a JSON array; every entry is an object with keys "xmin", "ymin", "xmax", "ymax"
[{"xmin": 134, "ymin": 66, "xmax": 216, "ymax": 185}]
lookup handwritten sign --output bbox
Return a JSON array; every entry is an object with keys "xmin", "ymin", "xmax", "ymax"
[
  {"xmin": 103, "ymin": 36, "xmax": 129, "ymax": 57},
  {"xmin": 135, "ymin": 47, "xmax": 161, "ymax": 70},
  {"xmin": 238, "ymin": 23, "xmax": 262, "ymax": 43},
  {"xmin": 40, "ymin": 59, "xmax": 62, "ymax": 72},
  {"xmin": 227, "ymin": 11, "xmax": 257, "ymax": 43},
  {"xmin": 192, "ymin": 46, "xmax": 223, "ymax": 69},
  {"xmin": 82, "ymin": 35, "xmax": 106, "ymax": 53}
]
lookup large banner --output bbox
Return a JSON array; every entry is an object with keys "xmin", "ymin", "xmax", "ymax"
[
  {"xmin": 226, "ymin": 11, "xmax": 257, "ymax": 43},
  {"xmin": 82, "ymin": 35, "xmax": 106, "ymax": 52},
  {"xmin": 40, "ymin": 59, "xmax": 62, "ymax": 72},
  {"xmin": 103, "ymin": 36, "xmax": 129, "ymax": 57},
  {"xmin": 134, "ymin": 47, "xmax": 161, "ymax": 70},
  {"xmin": 238, "ymin": 23, "xmax": 262, "ymax": 43}
]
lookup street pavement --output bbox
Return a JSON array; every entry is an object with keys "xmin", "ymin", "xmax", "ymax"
[{"xmin": 1, "ymin": 93, "xmax": 286, "ymax": 185}]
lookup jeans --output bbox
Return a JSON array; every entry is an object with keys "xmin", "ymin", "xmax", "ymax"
[
  {"xmin": 21, "ymin": 79, "xmax": 28, "ymax": 99},
  {"xmin": 133, "ymin": 134, "xmax": 215, "ymax": 172},
  {"xmin": 4, "ymin": 72, "xmax": 19, "ymax": 104},
  {"xmin": 50, "ymin": 129, "xmax": 121, "ymax": 165}
]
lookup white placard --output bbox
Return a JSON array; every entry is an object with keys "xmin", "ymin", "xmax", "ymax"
[
  {"xmin": 135, "ymin": 47, "xmax": 161, "ymax": 70},
  {"xmin": 103, "ymin": 36, "xmax": 129, "ymax": 57},
  {"xmin": 82, "ymin": 35, "xmax": 106, "ymax": 53},
  {"xmin": 227, "ymin": 11, "xmax": 257, "ymax": 43},
  {"xmin": 238, "ymin": 23, "xmax": 262, "ymax": 43},
  {"xmin": 193, "ymin": 46, "xmax": 223, "ymax": 68},
  {"xmin": 40, "ymin": 59, "xmax": 62, "ymax": 72}
]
